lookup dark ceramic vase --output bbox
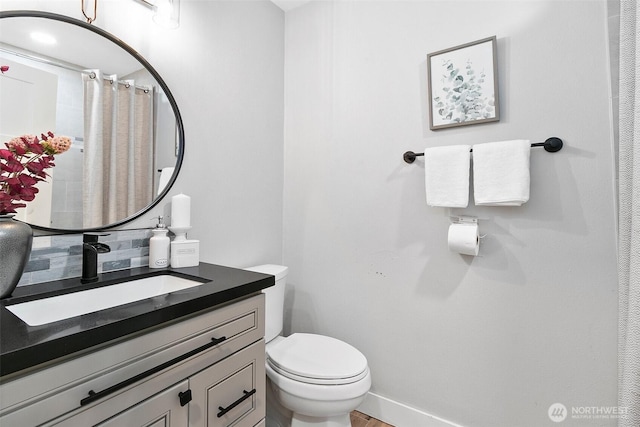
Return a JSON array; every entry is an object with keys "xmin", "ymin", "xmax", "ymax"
[{"xmin": 0, "ymin": 214, "xmax": 33, "ymax": 299}]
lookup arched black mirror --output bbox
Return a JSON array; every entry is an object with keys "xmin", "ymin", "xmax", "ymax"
[{"xmin": 0, "ymin": 10, "xmax": 184, "ymax": 232}]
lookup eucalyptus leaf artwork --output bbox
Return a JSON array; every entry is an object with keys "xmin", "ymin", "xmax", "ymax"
[
  {"xmin": 434, "ymin": 59, "xmax": 494, "ymax": 123},
  {"xmin": 427, "ymin": 36, "xmax": 500, "ymax": 130}
]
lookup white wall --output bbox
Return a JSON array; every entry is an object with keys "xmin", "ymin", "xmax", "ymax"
[
  {"xmin": 0, "ymin": 0, "xmax": 285, "ymax": 268},
  {"xmin": 147, "ymin": 0, "xmax": 285, "ymax": 268},
  {"xmin": 282, "ymin": 1, "xmax": 618, "ymax": 427}
]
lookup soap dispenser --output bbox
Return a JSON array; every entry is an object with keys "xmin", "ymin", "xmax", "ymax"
[{"xmin": 149, "ymin": 216, "xmax": 170, "ymax": 268}]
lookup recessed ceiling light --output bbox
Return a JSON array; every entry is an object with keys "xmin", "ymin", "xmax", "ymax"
[{"xmin": 30, "ymin": 32, "xmax": 57, "ymax": 45}]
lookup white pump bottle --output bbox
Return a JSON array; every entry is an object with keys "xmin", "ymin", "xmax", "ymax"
[{"xmin": 149, "ymin": 216, "xmax": 170, "ymax": 268}]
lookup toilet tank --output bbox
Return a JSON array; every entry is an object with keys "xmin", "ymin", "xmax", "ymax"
[{"xmin": 245, "ymin": 264, "xmax": 288, "ymax": 343}]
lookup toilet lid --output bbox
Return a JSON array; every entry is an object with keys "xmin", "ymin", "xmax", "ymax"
[{"xmin": 266, "ymin": 333, "xmax": 368, "ymax": 385}]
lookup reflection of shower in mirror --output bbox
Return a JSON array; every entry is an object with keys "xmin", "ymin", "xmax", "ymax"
[{"xmin": 0, "ymin": 11, "xmax": 185, "ymax": 232}]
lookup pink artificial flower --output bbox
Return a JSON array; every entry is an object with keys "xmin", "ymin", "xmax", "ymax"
[
  {"xmin": 0, "ymin": 131, "xmax": 70, "ymax": 214},
  {"xmin": 45, "ymin": 135, "xmax": 72, "ymax": 154},
  {"xmin": 6, "ymin": 136, "xmax": 30, "ymax": 153}
]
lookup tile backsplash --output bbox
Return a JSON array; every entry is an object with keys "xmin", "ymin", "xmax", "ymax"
[{"xmin": 18, "ymin": 229, "xmax": 152, "ymax": 287}]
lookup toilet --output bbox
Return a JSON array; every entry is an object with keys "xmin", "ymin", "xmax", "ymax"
[{"xmin": 245, "ymin": 264, "xmax": 371, "ymax": 427}]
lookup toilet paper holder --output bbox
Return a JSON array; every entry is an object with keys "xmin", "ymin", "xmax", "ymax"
[{"xmin": 450, "ymin": 215, "xmax": 477, "ymax": 225}]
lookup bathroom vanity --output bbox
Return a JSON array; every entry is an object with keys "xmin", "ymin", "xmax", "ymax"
[{"xmin": 0, "ymin": 262, "xmax": 273, "ymax": 427}]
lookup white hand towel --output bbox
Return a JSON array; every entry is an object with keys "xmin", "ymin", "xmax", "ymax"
[
  {"xmin": 157, "ymin": 167, "xmax": 175, "ymax": 196},
  {"xmin": 472, "ymin": 139, "xmax": 531, "ymax": 206},
  {"xmin": 424, "ymin": 145, "xmax": 471, "ymax": 208}
]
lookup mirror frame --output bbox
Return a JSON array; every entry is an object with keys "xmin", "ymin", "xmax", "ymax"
[{"xmin": 0, "ymin": 10, "xmax": 185, "ymax": 233}]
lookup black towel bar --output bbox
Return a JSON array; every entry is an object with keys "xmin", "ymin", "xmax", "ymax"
[{"xmin": 403, "ymin": 137, "xmax": 563, "ymax": 164}]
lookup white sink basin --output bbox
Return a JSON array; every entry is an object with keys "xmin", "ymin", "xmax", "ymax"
[{"xmin": 7, "ymin": 275, "xmax": 205, "ymax": 326}]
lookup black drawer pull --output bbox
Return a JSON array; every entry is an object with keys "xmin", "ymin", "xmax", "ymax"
[
  {"xmin": 80, "ymin": 336, "xmax": 227, "ymax": 406},
  {"xmin": 179, "ymin": 389, "xmax": 192, "ymax": 406},
  {"xmin": 217, "ymin": 389, "xmax": 256, "ymax": 418}
]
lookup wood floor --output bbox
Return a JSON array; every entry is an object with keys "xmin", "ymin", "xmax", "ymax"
[{"xmin": 350, "ymin": 410, "xmax": 395, "ymax": 427}]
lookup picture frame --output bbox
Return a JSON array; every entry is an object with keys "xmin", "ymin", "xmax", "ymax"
[{"xmin": 427, "ymin": 36, "xmax": 499, "ymax": 130}]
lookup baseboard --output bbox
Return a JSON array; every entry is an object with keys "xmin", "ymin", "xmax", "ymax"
[{"xmin": 356, "ymin": 391, "xmax": 464, "ymax": 427}]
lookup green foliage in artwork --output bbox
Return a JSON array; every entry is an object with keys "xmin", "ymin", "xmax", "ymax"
[{"xmin": 433, "ymin": 59, "xmax": 495, "ymax": 124}]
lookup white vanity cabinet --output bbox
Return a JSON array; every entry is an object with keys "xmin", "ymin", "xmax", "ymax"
[
  {"xmin": 0, "ymin": 293, "xmax": 266, "ymax": 427},
  {"xmin": 94, "ymin": 341, "xmax": 265, "ymax": 427}
]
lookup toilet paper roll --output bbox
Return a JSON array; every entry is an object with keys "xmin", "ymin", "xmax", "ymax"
[{"xmin": 448, "ymin": 223, "xmax": 480, "ymax": 256}]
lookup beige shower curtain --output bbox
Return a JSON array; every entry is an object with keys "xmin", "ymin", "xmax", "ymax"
[
  {"xmin": 82, "ymin": 70, "xmax": 154, "ymax": 228},
  {"xmin": 618, "ymin": 1, "xmax": 640, "ymax": 426}
]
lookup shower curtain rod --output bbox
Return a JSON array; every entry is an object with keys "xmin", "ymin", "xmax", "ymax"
[
  {"xmin": 1, "ymin": 47, "xmax": 153, "ymax": 93},
  {"xmin": 86, "ymin": 71, "xmax": 152, "ymax": 93},
  {"xmin": 0, "ymin": 45, "xmax": 84, "ymax": 73},
  {"xmin": 402, "ymin": 137, "xmax": 563, "ymax": 164}
]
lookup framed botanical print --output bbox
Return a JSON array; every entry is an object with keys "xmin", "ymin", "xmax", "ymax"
[{"xmin": 427, "ymin": 36, "xmax": 499, "ymax": 130}]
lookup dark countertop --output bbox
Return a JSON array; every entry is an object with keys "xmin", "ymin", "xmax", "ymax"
[{"xmin": 0, "ymin": 262, "xmax": 274, "ymax": 378}]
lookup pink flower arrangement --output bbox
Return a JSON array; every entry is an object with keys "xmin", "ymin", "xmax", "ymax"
[{"xmin": 0, "ymin": 132, "xmax": 71, "ymax": 214}]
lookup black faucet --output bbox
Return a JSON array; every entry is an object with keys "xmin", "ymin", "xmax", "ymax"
[{"xmin": 81, "ymin": 233, "xmax": 111, "ymax": 283}]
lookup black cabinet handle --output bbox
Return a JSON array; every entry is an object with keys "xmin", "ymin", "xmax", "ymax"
[
  {"xmin": 178, "ymin": 389, "xmax": 192, "ymax": 406},
  {"xmin": 217, "ymin": 389, "xmax": 256, "ymax": 418},
  {"xmin": 80, "ymin": 336, "xmax": 227, "ymax": 406}
]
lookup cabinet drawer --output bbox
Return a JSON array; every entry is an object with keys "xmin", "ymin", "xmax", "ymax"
[
  {"xmin": 96, "ymin": 380, "xmax": 189, "ymax": 427},
  {"xmin": 1, "ymin": 294, "xmax": 264, "ymax": 427},
  {"xmin": 190, "ymin": 340, "xmax": 265, "ymax": 427}
]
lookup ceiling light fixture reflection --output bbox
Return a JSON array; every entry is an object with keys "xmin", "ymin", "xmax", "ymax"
[{"xmin": 30, "ymin": 32, "xmax": 57, "ymax": 45}]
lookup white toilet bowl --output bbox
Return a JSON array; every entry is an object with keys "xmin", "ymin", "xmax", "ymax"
[
  {"xmin": 244, "ymin": 265, "xmax": 371, "ymax": 427},
  {"xmin": 265, "ymin": 334, "xmax": 371, "ymax": 427}
]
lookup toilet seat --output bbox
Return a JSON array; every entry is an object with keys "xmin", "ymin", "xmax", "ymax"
[{"xmin": 267, "ymin": 333, "xmax": 369, "ymax": 385}]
